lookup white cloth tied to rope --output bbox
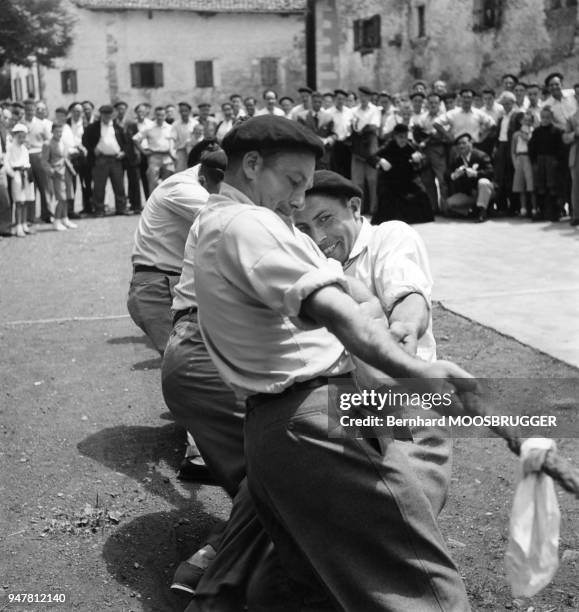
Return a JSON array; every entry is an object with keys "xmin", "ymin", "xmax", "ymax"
[{"xmin": 505, "ymin": 438, "xmax": 560, "ymax": 597}]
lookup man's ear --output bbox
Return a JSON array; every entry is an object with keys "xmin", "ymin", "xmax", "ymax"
[
  {"xmin": 348, "ymin": 196, "xmax": 362, "ymax": 220},
  {"xmin": 241, "ymin": 150, "xmax": 262, "ymax": 181}
]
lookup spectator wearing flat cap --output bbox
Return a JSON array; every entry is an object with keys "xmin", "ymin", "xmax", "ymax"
[
  {"xmin": 447, "ymin": 132, "xmax": 494, "ymax": 222},
  {"xmin": 190, "ymin": 112, "xmax": 476, "ymax": 612},
  {"xmin": 114, "ymin": 101, "xmax": 143, "ymax": 213},
  {"xmin": 377, "ymin": 91, "xmax": 399, "ymax": 145},
  {"xmin": 289, "ymin": 86, "xmax": 312, "ymax": 121},
  {"xmin": 171, "ymin": 102, "xmax": 198, "ymax": 173},
  {"xmin": 329, "ymin": 88, "xmax": 354, "ymax": 177},
  {"xmin": 297, "ymin": 92, "xmax": 336, "ymax": 170},
  {"xmin": 494, "ymin": 91, "xmax": 519, "ymax": 214},
  {"xmin": 82, "ymin": 104, "xmax": 128, "ymax": 216},
  {"xmin": 370, "ymin": 123, "xmax": 433, "ymax": 225},
  {"xmin": 351, "ymin": 86, "xmax": 381, "ymax": 215}
]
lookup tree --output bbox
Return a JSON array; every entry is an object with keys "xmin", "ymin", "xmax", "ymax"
[{"xmin": 0, "ymin": 0, "xmax": 75, "ymax": 68}]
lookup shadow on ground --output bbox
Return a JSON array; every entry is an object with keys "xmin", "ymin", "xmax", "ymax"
[{"xmin": 78, "ymin": 424, "xmax": 225, "ymax": 611}]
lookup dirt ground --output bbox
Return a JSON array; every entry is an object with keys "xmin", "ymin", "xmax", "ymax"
[{"xmin": 0, "ymin": 219, "xmax": 577, "ymax": 612}]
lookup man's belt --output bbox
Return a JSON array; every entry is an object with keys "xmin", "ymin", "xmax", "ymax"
[
  {"xmin": 247, "ymin": 374, "xmax": 350, "ymax": 407},
  {"xmin": 134, "ymin": 264, "xmax": 180, "ymax": 276},
  {"xmin": 172, "ymin": 307, "xmax": 198, "ymax": 326}
]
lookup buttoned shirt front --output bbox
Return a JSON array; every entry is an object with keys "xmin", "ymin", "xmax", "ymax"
[
  {"xmin": 434, "ymin": 107, "xmax": 493, "ymax": 142},
  {"xmin": 138, "ymin": 122, "xmax": 174, "ymax": 154},
  {"xmin": 545, "ymin": 90, "xmax": 578, "ymax": 130},
  {"xmin": 351, "ymin": 103, "xmax": 381, "ymax": 132},
  {"xmin": 171, "ymin": 118, "xmax": 198, "ymax": 151},
  {"xmin": 330, "ymin": 106, "xmax": 353, "ymax": 141},
  {"xmin": 344, "ymin": 219, "xmax": 435, "ymax": 365},
  {"xmin": 23, "ymin": 117, "xmax": 51, "ymax": 154},
  {"xmin": 194, "ymin": 183, "xmax": 353, "ymax": 398},
  {"xmin": 97, "ymin": 122, "xmax": 121, "ymax": 156},
  {"xmin": 498, "ymin": 109, "xmax": 515, "ymax": 142},
  {"xmin": 69, "ymin": 118, "xmax": 84, "ymax": 148},
  {"xmin": 132, "ymin": 165, "xmax": 208, "ymax": 273}
]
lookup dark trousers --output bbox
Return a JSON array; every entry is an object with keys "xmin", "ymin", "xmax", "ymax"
[
  {"xmin": 92, "ymin": 156, "xmax": 126, "ymax": 213},
  {"xmin": 139, "ymin": 155, "xmax": 150, "ymax": 201},
  {"xmin": 0, "ymin": 178, "xmax": 11, "ymax": 233},
  {"xmin": 29, "ymin": 152, "xmax": 50, "ymax": 221},
  {"xmin": 125, "ymin": 163, "xmax": 142, "ymax": 211},
  {"xmin": 330, "ymin": 141, "xmax": 351, "ymax": 178},
  {"xmin": 494, "ymin": 142, "xmax": 514, "ymax": 212},
  {"xmin": 421, "ymin": 144, "xmax": 448, "ymax": 213},
  {"xmin": 70, "ymin": 152, "xmax": 92, "ymax": 213}
]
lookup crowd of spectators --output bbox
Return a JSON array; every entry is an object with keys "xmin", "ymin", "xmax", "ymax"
[{"xmin": 1, "ymin": 70, "xmax": 579, "ymax": 238}]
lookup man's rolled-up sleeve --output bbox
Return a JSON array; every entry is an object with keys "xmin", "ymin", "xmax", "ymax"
[{"xmin": 217, "ymin": 209, "xmax": 348, "ymax": 321}]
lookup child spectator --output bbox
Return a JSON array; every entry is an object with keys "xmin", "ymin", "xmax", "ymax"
[
  {"xmin": 4, "ymin": 123, "xmax": 35, "ymax": 237},
  {"xmin": 528, "ymin": 106, "xmax": 565, "ymax": 221},
  {"xmin": 42, "ymin": 123, "xmax": 77, "ymax": 231},
  {"xmin": 511, "ymin": 111, "xmax": 537, "ymax": 218}
]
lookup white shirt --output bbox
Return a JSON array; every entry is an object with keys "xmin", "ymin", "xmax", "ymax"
[
  {"xmin": 256, "ymin": 107, "xmax": 286, "ymax": 117},
  {"xmin": 4, "ymin": 141, "xmax": 31, "ymax": 174},
  {"xmin": 330, "ymin": 106, "xmax": 353, "ymax": 141},
  {"xmin": 544, "ymin": 90, "xmax": 578, "ymax": 130},
  {"xmin": 61, "ymin": 123, "xmax": 76, "ymax": 152},
  {"xmin": 216, "ymin": 119, "xmax": 235, "ymax": 143},
  {"xmin": 97, "ymin": 122, "xmax": 121, "ymax": 156},
  {"xmin": 351, "ymin": 103, "xmax": 381, "ymax": 132},
  {"xmin": 435, "ymin": 107, "xmax": 494, "ymax": 142},
  {"xmin": 194, "ymin": 183, "xmax": 353, "ymax": 399},
  {"xmin": 132, "ymin": 165, "xmax": 208, "ymax": 273},
  {"xmin": 136, "ymin": 122, "xmax": 174, "ymax": 154},
  {"xmin": 344, "ymin": 219, "xmax": 435, "ymax": 365},
  {"xmin": 69, "ymin": 118, "xmax": 84, "ymax": 148},
  {"xmin": 480, "ymin": 102, "xmax": 504, "ymax": 124},
  {"xmin": 23, "ymin": 117, "xmax": 50, "ymax": 154},
  {"xmin": 499, "ymin": 109, "xmax": 516, "ymax": 142},
  {"xmin": 171, "ymin": 118, "xmax": 198, "ymax": 152}
]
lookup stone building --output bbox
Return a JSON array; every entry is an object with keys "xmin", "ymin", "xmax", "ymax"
[
  {"xmin": 314, "ymin": 0, "xmax": 579, "ymax": 93},
  {"xmin": 10, "ymin": 0, "xmax": 307, "ymax": 112}
]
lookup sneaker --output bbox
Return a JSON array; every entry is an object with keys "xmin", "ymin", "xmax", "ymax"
[
  {"xmin": 520, "ymin": 208, "xmax": 527, "ymax": 217},
  {"xmin": 62, "ymin": 218, "xmax": 77, "ymax": 229},
  {"xmin": 177, "ymin": 455, "xmax": 217, "ymax": 484},
  {"xmin": 53, "ymin": 219, "xmax": 68, "ymax": 231},
  {"xmin": 23, "ymin": 223, "xmax": 36, "ymax": 234},
  {"xmin": 15, "ymin": 224, "xmax": 26, "ymax": 237}
]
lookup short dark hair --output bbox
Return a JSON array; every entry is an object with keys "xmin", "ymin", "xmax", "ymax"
[
  {"xmin": 455, "ymin": 132, "xmax": 473, "ymax": 144},
  {"xmin": 481, "ymin": 88, "xmax": 495, "ymax": 96},
  {"xmin": 54, "ymin": 106, "xmax": 67, "ymax": 115},
  {"xmin": 154, "ymin": 106, "xmax": 166, "ymax": 113}
]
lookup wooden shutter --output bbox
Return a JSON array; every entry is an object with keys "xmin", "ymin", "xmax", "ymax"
[
  {"xmin": 353, "ymin": 19, "xmax": 363, "ymax": 51},
  {"xmin": 154, "ymin": 63, "xmax": 164, "ymax": 88},
  {"xmin": 364, "ymin": 15, "xmax": 381, "ymax": 48},
  {"xmin": 130, "ymin": 63, "xmax": 141, "ymax": 88}
]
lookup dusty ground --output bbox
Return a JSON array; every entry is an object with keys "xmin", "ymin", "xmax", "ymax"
[{"xmin": 0, "ymin": 217, "xmax": 577, "ymax": 612}]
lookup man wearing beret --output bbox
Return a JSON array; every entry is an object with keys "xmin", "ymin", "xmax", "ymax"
[
  {"xmin": 82, "ymin": 104, "xmax": 128, "ymax": 216},
  {"xmin": 294, "ymin": 169, "xmax": 451, "ymax": 513},
  {"xmin": 329, "ymin": 88, "xmax": 353, "ymax": 177},
  {"xmin": 114, "ymin": 101, "xmax": 143, "ymax": 214},
  {"xmin": 350, "ymin": 85, "xmax": 381, "ymax": 215},
  {"xmin": 189, "ymin": 115, "xmax": 478, "ymax": 611},
  {"xmin": 297, "ymin": 92, "xmax": 335, "ymax": 169},
  {"xmin": 289, "ymin": 86, "xmax": 312, "ymax": 121},
  {"xmin": 447, "ymin": 132, "xmax": 494, "ymax": 222}
]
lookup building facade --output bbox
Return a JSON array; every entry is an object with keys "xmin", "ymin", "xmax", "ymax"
[
  {"xmin": 315, "ymin": 0, "xmax": 579, "ymax": 93},
  {"xmin": 10, "ymin": 0, "xmax": 307, "ymax": 112}
]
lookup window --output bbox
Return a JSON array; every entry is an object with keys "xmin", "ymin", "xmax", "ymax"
[
  {"xmin": 353, "ymin": 15, "xmax": 381, "ymax": 53},
  {"xmin": 417, "ymin": 5, "xmax": 426, "ymax": 37},
  {"xmin": 61, "ymin": 70, "xmax": 77, "ymax": 94},
  {"xmin": 26, "ymin": 74, "xmax": 35, "ymax": 98},
  {"xmin": 130, "ymin": 62, "xmax": 163, "ymax": 88},
  {"xmin": 195, "ymin": 61, "xmax": 214, "ymax": 88},
  {"xmin": 473, "ymin": 0, "xmax": 503, "ymax": 30},
  {"xmin": 260, "ymin": 58, "xmax": 278, "ymax": 87},
  {"xmin": 13, "ymin": 78, "xmax": 23, "ymax": 101}
]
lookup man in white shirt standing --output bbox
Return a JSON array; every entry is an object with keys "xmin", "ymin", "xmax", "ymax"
[
  {"xmin": 23, "ymin": 99, "xmax": 51, "ymax": 226},
  {"xmin": 135, "ymin": 106, "xmax": 176, "ymax": 194},
  {"xmin": 82, "ymin": 104, "xmax": 128, "ymax": 216},
  {"xmin": 255, "ymin": 89, "xmax": 286, "ymax": 117},
  {"xmin": 172, "ymin": 102, "xmax": 198, "ymax": 173},
  {"xmin": 329, "ymin": 88, "xmax": 353, "ymax": 177},
  {"xmin": 350, "ymin": 85, "xmax": 381, "ymax": 215}
]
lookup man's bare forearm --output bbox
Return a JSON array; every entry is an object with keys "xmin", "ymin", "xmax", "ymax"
[
  {"xmin": 301, "ymin": 285, "xmax": 427, "ymax": 379},
  {"xmin": 389, "ymin": 293, "xmax": 429, "ymax": 339}
]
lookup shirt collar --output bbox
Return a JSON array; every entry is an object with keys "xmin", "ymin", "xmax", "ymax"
[
  {"xmin": 219, "ymin": 182, "xmax": 257, "ymax": 207},
  {"xmin": 345, "ymin": 217, "xmax": 372, "ymax": 266}
]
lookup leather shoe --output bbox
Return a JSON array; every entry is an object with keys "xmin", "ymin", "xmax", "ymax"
[
  {"xmin": 570, "ymin": 219, "xmax": 579, "ymax": 226},
  {"xmin": 115, "ymin": 209, "xmax": 131, "ymax": 216},
  {"xmin": 171, "ymin": 560, "xmax": 205, "ymax": 595},
  {"xmin": 475, "ymin": 206, "xmax": 487, "ymax": 223},
  {"xmin": 68, "ymin": 212, "xmax": 81, "ymax": 220},
  {"xmin": 177, "ymin": 456, "xmax": 217, "ymax": 484}
]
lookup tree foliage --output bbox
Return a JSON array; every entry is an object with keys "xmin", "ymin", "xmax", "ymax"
[{"xmin": 0, "ymin": 0, "xmax": 75, "ymax": 67}]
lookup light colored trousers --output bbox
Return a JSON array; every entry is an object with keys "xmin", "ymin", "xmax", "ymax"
[{"xmin": 446, "ymin": 178, "xmax": 494, "ymax": 215}]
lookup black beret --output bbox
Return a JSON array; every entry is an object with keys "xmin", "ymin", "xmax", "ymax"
[
  {"xmin": 459, "ymin": 87, "xmax": 476, "ymax": 96},
  {"xmin": 198, "ymin": 102, "xmax": 211, "ymax": 109},
  {"xmin": 393, "ymin": 123, "xmax": 409, "ymax": 134},
  {"xmin": 298, "ymin": 86, "xmax": 313, "ymax": 94},
  {"xmin": 412, "ymin": 80, "xmax": 427, "ymax": 89},
  {"xmin": 378, "ymin": 90, "xmax": 392, "ymax": 99},
  {"xmin": 221, "ymin": 115, "xmax": 324, "ymax": 158},
  {"xmin": 358, "ymin": 86, "xmax": 373, "ymax": 95},
  {"xmin": 178, "ymin": 101, "xmax": 192, "ymax": 109},
  {"xmin": 279, "ymin": 96, "xmax": 294, "ymax": 104},
  {"xmin": 544, "ymin": 72, "xmax": 564, "ymax": 87},
  {"xmin": 334, "ymin": 88, "xmax": 348, "ymax": 97},
  {"xmin": 99, "ymin": 104, "xmax": 114, "ymax": 114},
  {"xmin": 54, "ymin": 106, "xmax": 67, "ymax": 114},
  {"xmin": 12, "ymin": 101, "xmax": 24, "ymax": 110},
  {"xmin": 322, "ymin": 91, "xmax": 335, "ymax": 98},
  {"xmin": 307, "ymin": 170, "xmax": 363, "ymax": 200},
  {"xmin": 454, "ymin": 132, "xmax": 473, "ymax": 144},
  {"xmin": 114, "ymin": 100, "xmax": 128, "ymax": 108},
  {"xmin": 200, "ymin": 149, "xmax": 228, "ymax": 171},
  {"xmin": 502, "ymin": 73, "xmax": 519, "ymax": 83},
  {"xmin": 410, "ymin": 91, "xmax": 426, "ymax": 100}
]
